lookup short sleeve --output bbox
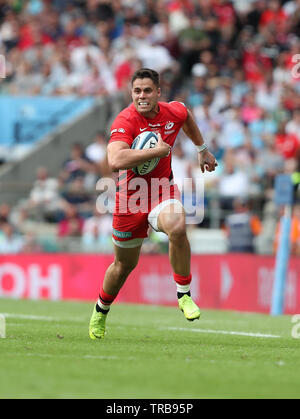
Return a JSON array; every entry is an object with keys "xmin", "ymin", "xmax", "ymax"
[
  {"xmin": 168, "ymin": 101, "xmax": 188, "ymax": 122},
  {"xmin": 109, "ymin": 115, "xmax": 135, "ymax": 146}
]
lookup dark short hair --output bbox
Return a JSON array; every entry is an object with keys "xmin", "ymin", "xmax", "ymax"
[{"xmin": 131, "ymin": 68, "xmax": 160, "ymax": 87}]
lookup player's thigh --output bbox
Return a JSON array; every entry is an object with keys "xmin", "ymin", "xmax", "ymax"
[{"xmin": 157, "ymin": 202, "xmax": 187, "ymax": 236}]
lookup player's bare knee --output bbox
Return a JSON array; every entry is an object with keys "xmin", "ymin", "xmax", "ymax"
[
  {"xmin": 114, "ymin": 259, "xmax": 137, "ymax": 277},
  {"xmin": 166, "ymin": 219, "xmax": 187, "ymax": 243}
]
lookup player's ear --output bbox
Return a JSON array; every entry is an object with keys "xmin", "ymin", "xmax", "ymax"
[{"xmin": 157, "ymin": 87, "xmax": 161, "ymax": 97}]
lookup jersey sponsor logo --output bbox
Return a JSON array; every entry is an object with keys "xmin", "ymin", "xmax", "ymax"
[
  {"xmin": 165, "ymin": 122, "xmax": 174, "ymax": 130},
  {"xmin": 111, "ymin": 128, "xmax": 126, "ymax": 135},
  {"xmin": 148, "ymin": 123, "xmax": 161, "ymax": 127},
  {"xmin": 164, "ymin": 129, "xmax": 175, "ymax": 136}
]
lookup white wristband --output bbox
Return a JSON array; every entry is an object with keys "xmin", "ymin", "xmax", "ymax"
[{"xmin": 196, "ymin": 144, "xmax": 208, "ymax": 153}]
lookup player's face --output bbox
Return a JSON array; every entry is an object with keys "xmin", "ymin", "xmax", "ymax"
[{"xmin": 131, "ymin": 78, "xmax": 161, "ymax": 118}]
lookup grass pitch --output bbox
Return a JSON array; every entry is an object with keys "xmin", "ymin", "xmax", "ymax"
[{"xmin": 0, "ymin": 298, "xmax": 299, "ymax": 399}]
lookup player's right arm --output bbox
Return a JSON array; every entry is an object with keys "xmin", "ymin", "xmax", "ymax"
[{"xmin": 107, "ymin": 134, "xmax": 170, "ymax": 171}]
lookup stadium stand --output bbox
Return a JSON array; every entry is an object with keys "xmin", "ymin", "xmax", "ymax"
[{"xmin": 0, "ymin": 0, "xmax": 299, "ymax": 255}]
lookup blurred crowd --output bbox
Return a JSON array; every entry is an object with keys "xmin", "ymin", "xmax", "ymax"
[{"xmin": 0, "ymin": 0, "xmax": 300, "ymax": 255}]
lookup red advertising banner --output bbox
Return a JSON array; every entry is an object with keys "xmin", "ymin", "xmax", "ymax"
[{"xmin": 0, "ymin": 254, "xmax": 299, "ymax": 314}]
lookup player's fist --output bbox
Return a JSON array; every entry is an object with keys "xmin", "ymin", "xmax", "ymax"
[
  {"xmin": 198, "ymin": 149, "xmax": 218, "ymax": 173},
  {"xmin": 156, "ymin": 133, "xmax": 171, "ymax": 158}
]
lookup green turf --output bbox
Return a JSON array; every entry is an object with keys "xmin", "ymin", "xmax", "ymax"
[{"xmin": 0, "ymin": 298, "xmax": 299, "ymax": 399}]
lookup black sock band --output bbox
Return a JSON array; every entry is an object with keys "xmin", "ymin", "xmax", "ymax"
[
  {"xmin": 177, "ymin": 291, "xmax": 191, "ymax": 299},
  {"xmin": 96, "ymin": 303, "xmax": 110, "ymax": 314}
]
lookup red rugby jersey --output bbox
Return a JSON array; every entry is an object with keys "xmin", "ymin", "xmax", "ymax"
[
  {"xmin": 110, "ymin": 101, "xmax": 187, "ymax": 178},
  {"xmin": 109, "ymin": 101, "xmax": 187, "ymax": 213}
]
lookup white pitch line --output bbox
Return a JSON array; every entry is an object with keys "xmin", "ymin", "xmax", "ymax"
[
  {"xmin": 1, "ymin": 313, "xmax": 84, "ymax": 322},
  {"xmin": 164, "ymin": 327, "xmax": 281, "ymax": 339},
  {"xmin": 2, "ymin": 313, "xmax": 282, "ymax": 338},
  {"xmin": 2, "ymin": 313, "xmax": 56, "ymax": 321},
  {"xmin": 9, "ymin": 352, "xmax": 134, "ymax": 361}
]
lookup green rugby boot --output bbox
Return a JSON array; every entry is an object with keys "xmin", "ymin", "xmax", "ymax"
[
  {"xmin": 178, "ymin": 294, "xmax": 201, "ymax": 321},
  {"xmin": 89, "ymin": 305, "xmax": 108, "ymax": 340}
]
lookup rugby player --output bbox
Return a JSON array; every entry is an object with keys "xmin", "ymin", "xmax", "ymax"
[{"xmin": 89, "ymin": 68, "xmax": 217, "ymax": 339}]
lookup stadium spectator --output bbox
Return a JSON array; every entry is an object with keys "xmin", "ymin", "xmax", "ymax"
[
  {"xmin": 25, "ymin": 166, "xmax": 61, "ymax": 222},
  {"xmin": 60, "ymin": 175, "xmax": 94, "ymax": 218},
  {"xmin": 273, "ymin": 202, "xmax": 300, "ymax": 255},
  {"xmin": 176, "ymin": 14, "xmax": 209, "ymax": 76},
  {"xmin": 241, "ymin": 91, "xmax": 263, "ymax": 124},
  {"xmin": 22, "ymin": 232, "xmax": 44, "ymax": 253},
  {"xmin": 192, "ymin": 93, "xmax": 219, "ymax": 146},
  {"xmin": 171, "ymin": 142, "xmax": 192, "ymax": 193},
  {"xmin": 292, "ymin": 152, "xmax": 300, "ymax": 198},
  {"xmin": 57, "ymin": 204, "xmax": 84, "ymax": 238},
  {"xmin": 217, "ymin": 152, "xmax": 250, "ymax": 211},
  {"xmin": 212, "ymin": 0, "xmax": 236, "ymax": 42},
  {"xmin": 257, "ymin": 134, "xmax": 285, "ymax": 191},
  {"xmin": 85, "ymin": 131, "xmax": 110, "ymax": 176},
  {"xmin": 10, "ymin": 60, "xmax": 44, "ymax": 95},
  {"xmin": 0, "ymin": 203, "xmax": 11, "ymax": 227},
  {"xmin": 80, "ymin": 63, "xmax": 109, "ymax": 96},
  {"xmin": 187, "ymin": 63, "xmax": 209, "ymax": 107},
  {"xmin": 60, "ymin": 142, "xmax": 97, "ymax": 185},
  {"xmin": 81, "ymin": 207, "xmax": 113, "ymax": 252},
  {"xmin": 275, "ymin": 120, "xmax": 300, "ymax": 160},
  {"xmin": 224, "ymin": 197, "xmax": 262, "ymax": 253},
  {"xmin": 259, "ymin": 0, "xmax": 287, "ymax": 30},
  {"xmin": 0, "ymin": 222, "xmax": 24, "ymax": 254},
  {"xmin": 248, "ymin": 109, "xmax": 278, "ymax": 149},
  {"xmin": 219, "ymin": 106, "xmax": 246, "ymax": 149},
  {"xmin": 255, "ymin": 77, "xmax": 282, "ymax": 113},
  {"xmin": 286, "ymin": 108, "xmax": 300, "ymax": 142},
  {"xmin": 0, "ymin": 8, "xmax": 19, "ymax": 51}
]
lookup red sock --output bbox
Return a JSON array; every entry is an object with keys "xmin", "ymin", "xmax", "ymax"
[
  {"xmin": 97, "ymin": 289, "xmax": 117, "ymax": 311},
  {"xmin": 173, "ymin": 273, "xmax": 192, "ymax": 294},
  {"xmin": 173, "ymin": 273, "xmax": 192, "ymax": 285}
]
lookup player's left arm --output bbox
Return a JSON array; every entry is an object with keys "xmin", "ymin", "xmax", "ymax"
[{"xmin": 182, "ymin": 108, "xmax": 218, "ymax": 173}]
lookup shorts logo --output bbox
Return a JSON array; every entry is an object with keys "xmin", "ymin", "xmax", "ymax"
[
  {"xmin": 118, "ymin": 128, "xmax": 125, "ymax": 133},
  {"xmin": 165, "ymin": 122, "xmax": 174, "ymax": 130},
  {"xmin": 113, "ymin": 229, "xmax": 132, "ymax": 238}
]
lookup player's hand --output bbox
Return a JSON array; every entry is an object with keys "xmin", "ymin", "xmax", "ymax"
[
  {"xmin": 156, "ymin": 133, "xmax": 171, "ymax": 158},
  {"xmin": 198, "ymin": 149, "xmax": 218, "ymax": 173}
]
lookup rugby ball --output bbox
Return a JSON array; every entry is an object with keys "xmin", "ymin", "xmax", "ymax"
[{"xmin": 131, "ymin": 131, "xmax": 160, "ymax": 175}]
